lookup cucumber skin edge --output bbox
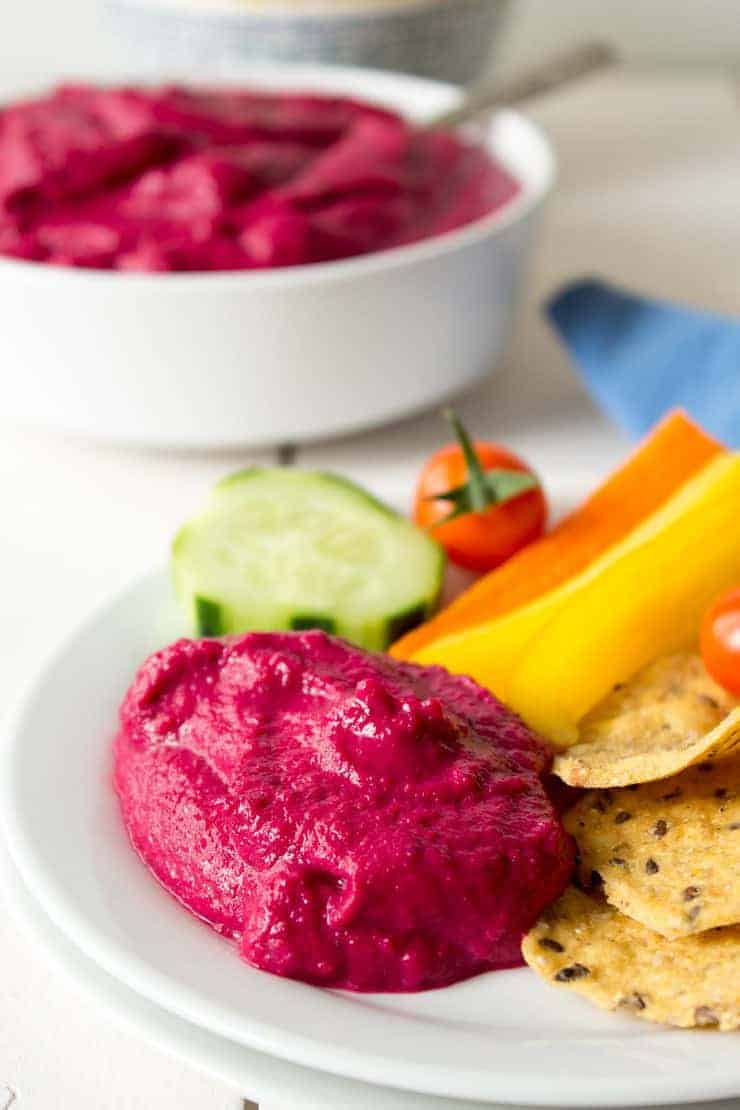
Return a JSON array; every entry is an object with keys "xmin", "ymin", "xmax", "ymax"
[
  {"xmin": 194, "ymin": 596, "xmax": 225, "ymax": 637},
  {"xmin": 290, "ymin": 614, "xmax": 337, "ymax": 634}
]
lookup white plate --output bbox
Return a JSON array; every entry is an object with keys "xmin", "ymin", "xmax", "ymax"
[
  {"xmin": 2, "ymin": 571, "xmax": 740, "ymax": 1107},
  {"xmin": 7, "ymin": 862, "xmax": 740, "ymax": 1110},
  {"xmin": 0, "ymin": 842, "xmax": 502, "ymax": 1110}
]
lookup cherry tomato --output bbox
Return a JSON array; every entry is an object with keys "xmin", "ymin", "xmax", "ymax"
[
  {"xmin": 700, "ymin": 586, "xmax": 740, "ymax": 695},
  {"xmin": 413, "ymin": 411, "xmax": 547, "ymax": 573}
]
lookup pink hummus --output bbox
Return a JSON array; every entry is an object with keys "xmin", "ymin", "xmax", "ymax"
[
  {"xmin": 0, "ymin": 84, "xmax": 520, "ymax": 272},
  {"xmin": 114, "ymin": 631, "xmax": 573, "ymax": 992}
]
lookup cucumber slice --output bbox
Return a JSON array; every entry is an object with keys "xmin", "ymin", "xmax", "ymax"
[{"xmin": 172, "ymin": 468, "xmax": 444, "ymax": 652}]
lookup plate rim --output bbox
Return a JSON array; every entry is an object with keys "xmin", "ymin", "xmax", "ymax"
[
  {"xmin": 2, "ymin": 569, "xmax": 740, "ymax": 1107},
  {"xmin": 1, "ymin": 841, "xmax": 504, "ymax": 1110}
]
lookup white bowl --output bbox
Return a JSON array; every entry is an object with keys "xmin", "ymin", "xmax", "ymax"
[
  {"xmin": 107, "ymin": 0, "xmax": 513, "ymax": 86},
  {"xmin": 0, "ymin": 65, "xmax": 554, "ymax": 449}
]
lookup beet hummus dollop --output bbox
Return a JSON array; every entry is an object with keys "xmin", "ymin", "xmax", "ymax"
[
  {"xmin": 0, "ymin": 84, "xmax": 519, "ymax": 271},
  {"xmin": 114, "ymin": 631, "xmax": 573, "ymax": 992}
]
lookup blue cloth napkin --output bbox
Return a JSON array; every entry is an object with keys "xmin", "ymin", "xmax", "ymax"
[{"xmin": 547, "ymin": 279, "xmax": 740, "ymax": 447}]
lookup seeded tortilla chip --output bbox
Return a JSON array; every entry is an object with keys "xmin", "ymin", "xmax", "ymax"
[
  {"xmin": 554, "ymin": 653, "xmax": 740, "ymax": 788},
  {"xmin": 522, "ymin": 886, "xmax": 740, "ymax": 1030},
  {"xmin": 564, "ymin": 758, "xmax": 740, "ymax": 937}
]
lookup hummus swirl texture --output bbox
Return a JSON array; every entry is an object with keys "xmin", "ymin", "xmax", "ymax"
[
  {"xmin": 0, "ymin": 84, "xmax": 519, "ymax": 271},
  {"xmin": 114, "ymin": 631, "xmax": 573, "ymax": 991}
]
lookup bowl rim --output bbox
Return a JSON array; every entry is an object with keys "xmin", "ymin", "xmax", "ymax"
[
  {"xmin": 114, "ymin": 0, "xmax": 502, "ymax": 19},
  {"xmin": 0, "ymin": 63, "xmax": 555, "ymax": 291}
]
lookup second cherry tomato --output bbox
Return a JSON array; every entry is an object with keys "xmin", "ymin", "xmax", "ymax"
[
  {"xmin": 414, "ymin": 411, "xmax": 547, "ymax": 573},
  {"xmin": 700, "ymin": 586, "xmax": 740, "ymax": 695}
]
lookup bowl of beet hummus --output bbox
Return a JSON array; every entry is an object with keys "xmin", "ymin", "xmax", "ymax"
[
  {"xmin": 114, "ymin": 629, "xmax": 574, "ymax": 992},
  {"xmin": 0, "ymin": 66, "xmax": 553, "ymax": 447}
]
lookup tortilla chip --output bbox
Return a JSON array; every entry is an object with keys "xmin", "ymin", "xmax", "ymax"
[
  {"xmin": 554, "ymin": 653, "xmax": 740, "ymax": 788},
  {"xmin": 564, "ymin": 758, "xmax": 740, "ymax": 937},
  {"xmin": 522, "ymin": 886, "xmax": 740, "ymax": 1030}
]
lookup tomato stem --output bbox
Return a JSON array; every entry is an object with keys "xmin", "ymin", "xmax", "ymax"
[
  {"xmin": 430, "ymin": 410, "xmax": 540, "ymax": 525},
  {"xmin": 443, "ymin": 408, "xmax": 491, "ymax": 512}
]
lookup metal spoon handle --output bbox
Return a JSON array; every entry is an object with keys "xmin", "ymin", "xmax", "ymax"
[{"xmin": 428, "ymin": 41, "xmax": 618, "ymax": 130}]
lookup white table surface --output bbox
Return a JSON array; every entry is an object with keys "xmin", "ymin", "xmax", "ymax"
[{"xmin": 2, "ymin": 69, "xmax": 740, "ymax": 1109}]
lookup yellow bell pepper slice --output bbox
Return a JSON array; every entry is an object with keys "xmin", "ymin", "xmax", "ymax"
[
  {"xmin": 412, "ymin": 453, "xmax": 740, "ymax": 747},
  {"xmin": 509, "ymin": 452, "xmax": 740, "ymax": 746},
  {"xmin": 411, "ymin": 579, "xmax": 567, "ymax": 703}
]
